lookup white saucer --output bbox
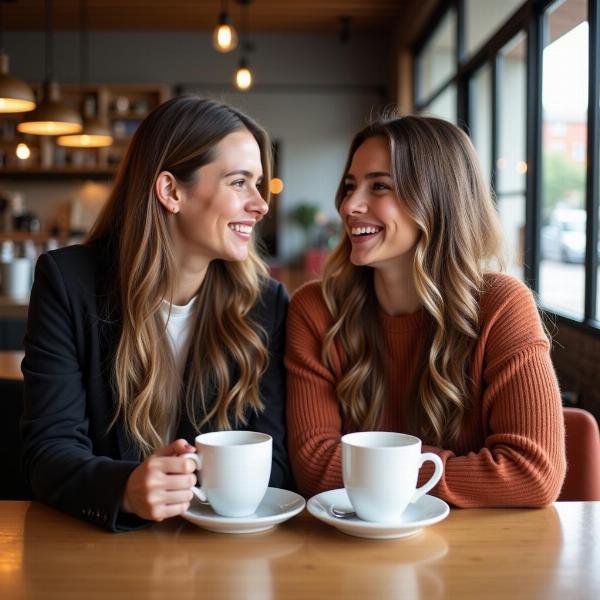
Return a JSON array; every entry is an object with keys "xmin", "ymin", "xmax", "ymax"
[
  {"xmin": 182, "ymin": 487, "xmax": 305, "ymax": 534},
  {"xmin": 307, "ymin": 489, "xmax": 449, "ymax": 540}
]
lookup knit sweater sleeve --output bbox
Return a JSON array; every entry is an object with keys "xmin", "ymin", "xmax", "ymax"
[
  {"xmin": 419, "ymin": 276, "xmax": 566, "ymax": 507},
  {"xmin": 285, "ymin": 282, "xmax": 344, "ymax": 496}
]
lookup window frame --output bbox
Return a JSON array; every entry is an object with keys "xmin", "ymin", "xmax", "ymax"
[{"xmin": 413, "ymin": 0, "xmax": 600, "ymax": 332}]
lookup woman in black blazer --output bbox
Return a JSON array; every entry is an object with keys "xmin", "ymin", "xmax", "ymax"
[{"xmin": 21, "ymin": 97, "xmax": 290, "ymax": 531}]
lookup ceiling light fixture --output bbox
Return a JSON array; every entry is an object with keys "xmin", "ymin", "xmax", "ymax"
[
  {"xmin": 17, "ymin": 0, "xmax": 82, "ymax": 135},
  {"xmin": 16, "ymin": 142, "xmax": 31, "ymax": 160},
  {"xmin": 235, "ymin": 56, "xmax": 252, "ymax": 91},
  {"xmin": 212, "ymin": 0, "xmax": 238, "ymax": 53},
  {"xmin": 0, "ymin": 0, "xmax": 36, "ymax": 113},
  {"xmin": 57, "ymin": 0, "xmax": 112, "ymax": 148},
  {"xmin": 233, "ymin": 0, "xmax": 253, "ymax": 92}
]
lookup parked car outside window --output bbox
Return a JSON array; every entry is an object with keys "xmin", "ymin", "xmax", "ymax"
[{"xmin": 541, "ymin": 208, "xmax": 600, "ymax": 263}]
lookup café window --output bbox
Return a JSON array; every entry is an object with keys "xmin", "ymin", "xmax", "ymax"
[
  {"xmin": 416, "ymin": 9, "xmax": 457, "ymax": 104},
  {"xmin": 469, "ymin": 63, "xmax": 492, "ymax": 186},
  {"xmin": 422, "ymin": 84, "xmax": 457, "ymax": 124},
  {"xmin": 415, "ymin": 0, "xmax": 600, "ymax": 329},
  {"xmin": 497, "ymin": 33, "xmax": 527, "ymax": 279},
  {"xmin": 465, "ymin": 0, "xmax": 526, "ymax": 57},
  {"xmin": 539, "ymin": 0, "xmax": 588, "ymax": 319}
]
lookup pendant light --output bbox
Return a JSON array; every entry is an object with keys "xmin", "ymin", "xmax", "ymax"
[
  {"xmin": 212, "ymin": 0, "xmax": 237, "ymax": 53},
  {"xmin": 235, "ymin": 56, "xmax": 253, "ymax": 91},
  {"xmin": 17, "ymin": 0, "xmax": 82, "ymax": 136},
  {"xmin": 57, "ymin": 0, "xmax": 112, "ymax": 148},
  {"xmin": 0, "ymin": 0, "xmax": 35, "ymax": 112},
  {"xmin": 233, "ymin": 0, "xmax": 253, "ymax": 92}
]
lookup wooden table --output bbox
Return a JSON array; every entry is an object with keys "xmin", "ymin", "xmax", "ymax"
[
  {"xmin": 1, "ymin": 501, "xmax": 598, "ymax": 599},
  {"xmin": 0, "ymin": 351, "xmax": 24, "ymax": 380}
]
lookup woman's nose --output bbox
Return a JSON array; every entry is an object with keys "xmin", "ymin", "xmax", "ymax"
[
  {"xmin": 341, "ymin": 191, "xmax": 368, "ymax": 216},
  {"xmin": 246, "ymin": 190, "xmax": 269, "ymax": 218}
]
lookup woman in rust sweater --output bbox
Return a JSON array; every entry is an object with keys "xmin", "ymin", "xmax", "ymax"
[{"xmin": 285, "ymin": 115, "xmax": 566, "ymax": 507}]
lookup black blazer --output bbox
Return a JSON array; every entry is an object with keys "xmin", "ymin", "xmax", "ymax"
[{"xmin": 21, "ymin": 241, "xmax": 290, "ymax": 531}]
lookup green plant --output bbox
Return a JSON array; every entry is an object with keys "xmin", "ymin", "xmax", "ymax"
[{"xmin": 291, "ymin": 202, "xmax": 319, "ymax": 248}]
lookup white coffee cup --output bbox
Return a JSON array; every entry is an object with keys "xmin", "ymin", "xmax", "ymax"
[
  {"xmin": 342, "ymin": 431, "xmax": 444, "ymax": 523},
  {"xmin": 182, "ymin": 431, "xmax": 272, "ymax": 518}
]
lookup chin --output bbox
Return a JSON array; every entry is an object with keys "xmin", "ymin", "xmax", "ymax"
[
  {"xmin": 350, "ymin": 252, "xmax": 372, "ymax": 267},
  {"xmin": 225, "ymin": 248, "xmax": 249, "ymax": 262}
]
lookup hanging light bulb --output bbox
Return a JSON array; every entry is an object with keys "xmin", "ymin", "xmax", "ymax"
[
  {"xmin": 234, "ymin": 57, "xmax": 253, "ymax": 91},
  {"xmin": 233, "ymin": 0, "xmax": 254, "ymax": 91},
  {"xmin": 16, "ymin": 142, "xmax": 31, "ymax": 160},
  {"xmin": 17, "ymin": 0, "xmax": 82, "ymax": 136},
  {"xmin": 57, "ymin": 0, "xmax": 112, "ymax": 148},
  {"xmin": 0, "ymin": 3, "xmax": 36, "ymax": 112},
  {"xmin": 212, "ymin": 2, "xmax": 238, "ymax": 53}
]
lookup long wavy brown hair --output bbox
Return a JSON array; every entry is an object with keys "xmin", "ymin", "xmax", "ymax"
[
  {"xmin": 321, "ymin": 114, "xmax": 504, "ymax": 446},
  {"xmin": 87, "ymin": 96, "xmax": 272, "ymax": 456}
]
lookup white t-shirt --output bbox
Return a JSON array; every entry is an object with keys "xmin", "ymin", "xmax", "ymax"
[{"xmin": 160, "ymin": 296, "xmax": 197, "ymax": 376}]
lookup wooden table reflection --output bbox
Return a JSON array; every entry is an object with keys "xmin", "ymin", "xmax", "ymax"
[{"xmin": 1, "ymin": 501, "xmax": 599, "ymax": 599}]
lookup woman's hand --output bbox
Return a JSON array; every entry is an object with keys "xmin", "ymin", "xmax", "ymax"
[{"xmin": 121, "ymin": 438, "xmax": 198, "ymax": 521}]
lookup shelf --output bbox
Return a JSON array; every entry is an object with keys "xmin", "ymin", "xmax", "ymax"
[
  {"xmin": 108, "ymin": 111, "xmax": 147, "ymax": 120},
  {"xmin": 0, "ymin": 232, "xmax": 71, "ymax": 243},
  {"xmin": 0, "ymin": 168, "xmax": 116, "ymax": 181},
  {"xmin": 0, "ymin": 83, "xmax": 170, "ymax": 178}
]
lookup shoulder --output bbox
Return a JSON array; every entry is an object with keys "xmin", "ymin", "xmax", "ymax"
[
  {"xmin": 480, "ymin": 272, "xmax": 537, "ymax": 317},
  {"xmin": 33, "ymin": 240, "xmax": 115, "ymax": 311},
  {"xmin": 481, "ymin": 271, "xmax": 534, "ymax": 307},
  {"xmin": 43, "ymin": 241, "xmax": 109, "ymax": 274},
  {"xmin": 288, "ymin": 280, "xmax": 333, "ymax": 334},
  {"xmin": 290, "ymin": 279, "xmax": 327, "ymax": 310},
  {"xmin": 479, "ymin": 271, "xmax": 547, "ymax": 353},
  {"xmin": 257, "ymin": 276, "xmax": 289, "ymax": 307},
  {"xmin": 251, "ymin": 276, "xmax": 289, "ymax": 331}
]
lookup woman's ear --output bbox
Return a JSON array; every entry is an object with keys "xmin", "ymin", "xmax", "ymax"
[{"xmin": 155, "ymin": 171, "xmax": 182, "ymax": 214}]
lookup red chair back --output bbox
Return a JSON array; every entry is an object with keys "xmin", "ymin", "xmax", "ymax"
[{"xmin": 559, "ymin": 407, "xmax": 600, "ymax": 501}]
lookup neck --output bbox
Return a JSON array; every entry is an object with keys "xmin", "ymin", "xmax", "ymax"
[
  {"xmin": 166, "ymin": 217, "xmax": 213, "ymax": 305},
  {"xmin": 172, "ymin": 257, "xmax": 209, "ymax": 305},
  {"xmin": 169, "ymin": 238, "xmax": 210, "ymax": 305},
  {"xmin": 373, "ymin": 257, "xmax": 421, "ymax": 316}
]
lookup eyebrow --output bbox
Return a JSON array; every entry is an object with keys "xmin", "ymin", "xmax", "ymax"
[
  {"xmin": 344, "ymin": 171, "xmax": 392, "ymax": 180},
  {"xmin": 223, "ymin": 169, "xmax": 263, "ymax": 179}
]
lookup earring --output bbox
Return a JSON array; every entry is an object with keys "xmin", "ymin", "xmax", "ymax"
[{"xmin": 172, "ymin": 207, "xmax": 179, "ymax": 214}]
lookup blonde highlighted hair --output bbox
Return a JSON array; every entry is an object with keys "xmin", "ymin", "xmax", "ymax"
[
  {"xmin": 321, "ymin": 114, "xmax": 504, "ymax": 446},
  {"xmin": 88, "ymin": 97, "xmax": 271, "ymax": 456}
]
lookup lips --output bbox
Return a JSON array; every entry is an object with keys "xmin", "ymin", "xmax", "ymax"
[
  {"xmin": 228, "ymin": 221, "xmax": 254, "ymax": 241},
  {"xmin": 348, "ymin": 222, "xmax": 383, "ymax": 244}
]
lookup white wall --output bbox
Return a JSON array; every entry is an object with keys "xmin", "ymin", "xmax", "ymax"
[{"xmin": 4, "ymin": 31, "xmax": 392, "ymax": 259}]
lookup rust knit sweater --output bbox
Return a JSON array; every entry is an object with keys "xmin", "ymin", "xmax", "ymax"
[{"xmin": 285, "ymin": 273, "xmax": 566, "ymax": 507}]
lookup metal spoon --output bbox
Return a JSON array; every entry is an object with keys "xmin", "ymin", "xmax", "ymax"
[{"xmin": 329, "ymin": 505, "xmax": 357, "ymax": 519}]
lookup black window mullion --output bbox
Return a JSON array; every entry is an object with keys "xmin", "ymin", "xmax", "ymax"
[
  {"xmin": 584, "ymin": 0, "xmax": 599, "ymax": 322},
  {"xmin": 524, "ymin": 3, "xmax": 544, "ymax": 292},
  {"xmin": 456, "ymin": 0, "xmax": 465, "ymax": 65},
  {"xmin": 491, "ymin": 55, "xmax": 499, "ymax": 198},
  {"xmin": 456, "ymin": 0, "xmax": 467, "ymax": 126}
]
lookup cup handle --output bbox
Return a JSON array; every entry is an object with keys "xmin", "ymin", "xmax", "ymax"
[
  {"xmin": 181, "ymin": 452, "xmax": 208, "ymax": 504},
  {"xmin": 411, "ymin": 452, "xmax": 444, "ymax": 504}
]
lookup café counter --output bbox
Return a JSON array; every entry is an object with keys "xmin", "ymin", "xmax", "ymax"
[{"xmin": 1, "ymin": 500, "xmax": 598, "ymax": 599}]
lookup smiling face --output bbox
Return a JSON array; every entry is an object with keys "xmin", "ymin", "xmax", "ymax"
[
  {"xmin": 171, "ymin": 129, "xmax": 267, "ymax": 264},
  {"xmin": 339, "ymin": 135, "xmax": 420, "ymax": 271}
]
